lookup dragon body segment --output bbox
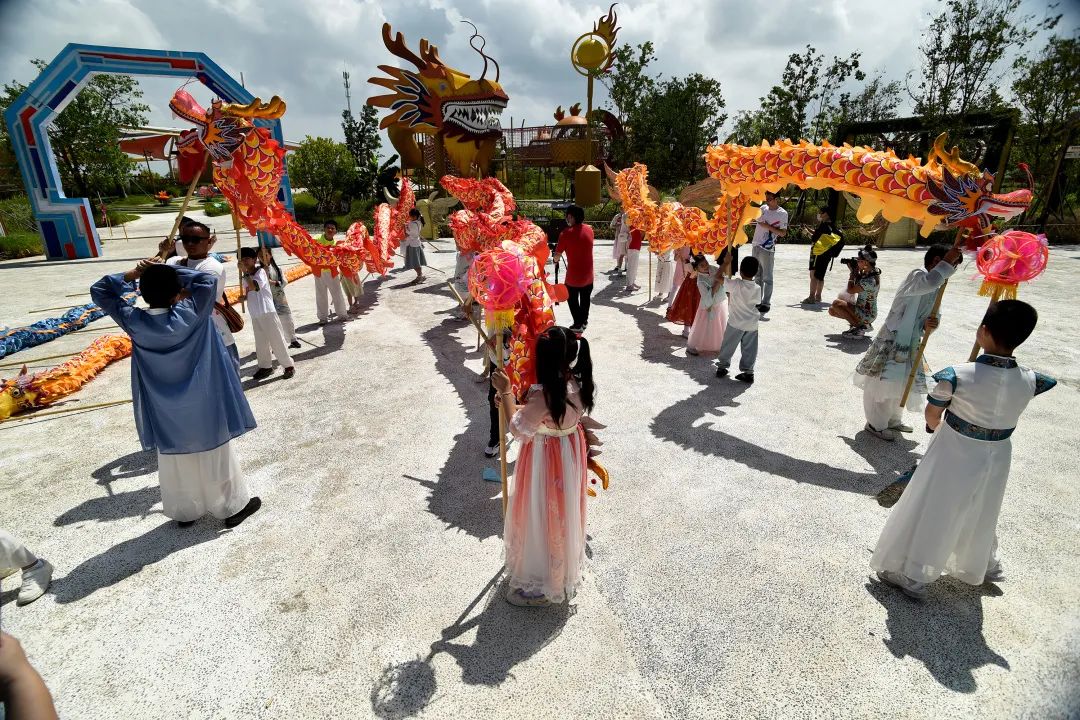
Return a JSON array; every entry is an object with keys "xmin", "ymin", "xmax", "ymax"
[{"xmin": 615, "ymin": 135, "xmax": 1032, "ymax": 254}]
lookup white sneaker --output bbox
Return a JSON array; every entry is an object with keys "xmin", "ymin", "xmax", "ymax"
[
  {"xmin": 876, "ymin": 570, "xmax": 927, "ymax": 600},
  {"xmin": 865, "ymin": 423, "xmax": 897, "ymax": 441},
  {"xmin": 889, "ymin": 421, "xmax": 915, "ymax": 433},
  {"xmin": 484, "ymin": 445, "xmax": 499, "ymax": 458},
  {"xmin": 17, "ymin": 559, "xmax": 53, "ymax": 606},
  {"xmin": 985, "ymin": 561, "xmax": 1005, "ymax": 583}
]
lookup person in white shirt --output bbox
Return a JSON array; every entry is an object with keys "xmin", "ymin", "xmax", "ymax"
[
  {"xmin": 715, "ymin": 256, "xmax": 763, "ymax": 384},
  {"xmin": 402, "ymin": 209, "xmax": 427, "ymax": 282},
  {"xmin": 239, "ymin": 247, "xmax": 295, "ymax": 381},
  {"xmin": 750, "ymin": 191, "xmax": 788, "ymax": 314},
  {"xmin": 609, "ymin": 211, "xmax": 630, "ymax": 275},
  {"xmin": 313, "ymin": 221, "xmax": 350, "ymax": 325},
  {"xmin": 165, "ymin": 221, "xmax": 239, "ymax": 374}
]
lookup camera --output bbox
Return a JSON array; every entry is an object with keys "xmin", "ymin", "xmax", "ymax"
[{"xmin": 839, "ymin": 257, "xmax": 859, "ymax": 269}]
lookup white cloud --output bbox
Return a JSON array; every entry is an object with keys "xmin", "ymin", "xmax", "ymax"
[{"xmin": 1, "ymin": 0, "xmax": 1075, "ymax": 155}]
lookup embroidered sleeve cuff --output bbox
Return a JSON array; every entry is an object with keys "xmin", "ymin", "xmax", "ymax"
[
  {"xmin": 1034, "ymin": 372, "xmax": 1057, "ymax": 396},
  {"xmin": 932, "ymin": 366, "xmax": 957, "ymax": 392}
]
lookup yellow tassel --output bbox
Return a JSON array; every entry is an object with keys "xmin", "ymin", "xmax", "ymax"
[
  {"xmin": 978, "ymin": 280, "xmax": 1018, "ymax": 300},
  {"xmin": 486, "ymin": 308, "xmax": 516, "ymax": 331}
]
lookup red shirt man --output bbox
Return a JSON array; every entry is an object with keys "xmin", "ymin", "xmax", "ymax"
[
  {"xmin": 553, "ymin": 205, "xmax": 595, "ymax": 331},
  {"xmin": 555, "ymin": 222, "xmax": 595, "ymax": 287}
]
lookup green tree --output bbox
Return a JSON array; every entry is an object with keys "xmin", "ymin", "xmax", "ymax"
[
  {"xmin": 1, "ymin": 59, "xmax": 148, "ymax": 199},
  {"xmin": 602, "ymin": 43, "xmax": 725, "ymax": 187},
  {"xmin": 1011, "ymin": 34, "xmax": 1080, "ymax": 218},
  {"xmin": 729, "ymin": 45, "xmax": 864, "ymax": 144},
  {"xmin": 287, "ymin": 136, "xmax": 356, "ymax": 213},
  {"xmin": 341, "ymin": 105, "xmax": 382, "ymax": 200},
  {"xmin": 600, "ymin": 41, "xmax": 658, "ymax": 124},
  {"xmin": 909, "ymin": 0, "xmax": 1059, "ymax": 119},
  {"xmin": 836, "ymin": 73, "xmax": 904, "ymax": 126}
]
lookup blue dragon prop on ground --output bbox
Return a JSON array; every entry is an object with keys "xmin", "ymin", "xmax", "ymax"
[{"xmin": 0, "ymin": 294, "xmax": 135, "ymax": 360}]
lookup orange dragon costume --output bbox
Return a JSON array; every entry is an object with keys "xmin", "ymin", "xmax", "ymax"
[{"xmin": 614, "ymin": 134, "xmax": 1032, "ymax": 254}]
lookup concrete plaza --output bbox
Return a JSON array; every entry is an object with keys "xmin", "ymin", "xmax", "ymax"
[{"xmin": 1, "ymin": 212, "xmax": 1077, "ymax": 719}]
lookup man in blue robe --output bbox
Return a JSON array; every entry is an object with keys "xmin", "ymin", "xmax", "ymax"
[{"xmin": 91, "ymin": 260, "xmax": 261, "ymax": 527}]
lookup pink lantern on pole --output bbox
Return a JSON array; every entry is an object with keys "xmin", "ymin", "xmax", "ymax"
[
  {"xmin": 975, "ymin": 230, "xmax": 1049, "ymax": 299},
  {"xmin": 468, "ymin": 242, "xmax": 529, "ymax": 330}
]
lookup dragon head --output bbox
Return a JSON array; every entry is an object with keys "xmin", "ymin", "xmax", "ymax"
[
  {"xmin": 368, "ymin": 22, "xmax": 508, "ymax": 176},
  {"xmin": 925, "ymin": 133, "xmax": 1033, "ymax": 232},
  {"xmin": 0, "ymin": 367, "xmax": 41, "ymax": 421}
]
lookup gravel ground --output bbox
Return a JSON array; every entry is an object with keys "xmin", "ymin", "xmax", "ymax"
[{"xmin": 1, "ymin": 213, "xmax": 1077, "ymax": 719}]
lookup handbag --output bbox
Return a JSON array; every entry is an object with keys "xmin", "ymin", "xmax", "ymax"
[
  {"xmin": 811, "ymin": 232, "xmax": 841, "ymax": 257},
  {"xmin": 215, "ymin": 295, "xmax": 244, "ymax": 333}
]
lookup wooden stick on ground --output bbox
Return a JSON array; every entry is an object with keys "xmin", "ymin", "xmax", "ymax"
[
  {"xmin": 647, "ymin": 241, "xmax": 653, "ymax": 298},
  {"xmin": 0, "ymin": 399, "xmax": 132, "ymax": 424}
]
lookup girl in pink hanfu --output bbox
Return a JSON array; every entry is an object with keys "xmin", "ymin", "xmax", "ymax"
[
  {"xmin": 493, "ymin": 326, "xmax": 596, "ymax": 607},
  {"xmin": 686, "ymin": 256, "xmax": 728, "ymax": 356}
]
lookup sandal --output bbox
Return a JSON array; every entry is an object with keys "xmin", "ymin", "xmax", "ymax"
[{"xmin": 505, "ymin": 588, "xmax": 550, "ymax": 607}]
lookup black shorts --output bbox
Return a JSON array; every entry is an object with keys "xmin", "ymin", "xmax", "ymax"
[{"xmin": 810, "ymin": 253, "xmax": 831, "ymax": 280}]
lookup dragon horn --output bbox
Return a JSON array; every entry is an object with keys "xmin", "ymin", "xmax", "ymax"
[
  {"xmin": 382, "ymin": 23, "xmax": 428, "ymax": 70},
  {"xmin": 1018, "ymin": 162, "xmax": 1034, "ymax": 193}
]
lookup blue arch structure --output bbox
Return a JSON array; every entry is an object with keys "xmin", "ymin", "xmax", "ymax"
[{"xmin": 3, "ymin": 44, "xmax": 293, "ymax": 260}]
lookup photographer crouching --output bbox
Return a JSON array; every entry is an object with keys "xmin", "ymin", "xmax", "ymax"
[{"xmin": 828, "ymin": 245, "xmax": 880, "ymax": 337}]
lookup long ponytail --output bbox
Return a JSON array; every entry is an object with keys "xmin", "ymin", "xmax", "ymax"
[{"xmin": 535, "ymin": 326, "xmax": 595, "ymax": 427}]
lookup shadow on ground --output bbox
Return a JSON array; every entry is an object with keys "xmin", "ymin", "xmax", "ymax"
[
  {"xmin": 596, "ymin": 280, "xmax": 919, "ymax": 495},
  {"xmin": 50, "ymin": 521, "xmax": 227, "ymax": 604},
  {"xmin": 866, "ymin": 576, "xmax": 1008, "ymax": 693},
  {"xmin": 369, "ymin": 569, "xmax": 571, "ymax": 719},
  {"xmin": 406, "ymin": 314, "xmax": 503, "ymax": 541}
]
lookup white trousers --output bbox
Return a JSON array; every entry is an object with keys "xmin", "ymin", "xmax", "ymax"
[
  {"xmin": 0, "ymin": 529, "xmax": 38, "ymax": 570},
  {"xmin": 314, "ymin": 269, "xmax": 348, "ymax": 322},
  {"xmin": 277, "ymin": 308, "xmax": 296, "ymax": 343},
  {"xmin": 626, "ymin": 249, "xmax": 641, "ymax": 287},
  {"xmin": 252, "ymin": 313, "xmax": 294, "ymax": 370},
  {"xmin": 863, "ymin": 386, "xmax": 904, "ymax": 430},
  {"xmin": 157, "ymin": 440, "xmax": 250, "ymax": 521}
]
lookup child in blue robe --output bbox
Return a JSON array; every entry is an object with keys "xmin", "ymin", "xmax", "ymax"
[{"xmin": 91, "ymin": 261, "xmax": 261, "ymax": 528}]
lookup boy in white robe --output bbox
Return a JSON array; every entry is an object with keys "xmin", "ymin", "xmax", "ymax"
[
  {"xmin": 872, "ymin": 300, "xmax": 1055, "ymax": 599},
  {"xmin": 240, "ymin": 247, "xmax": 295, "ymax": 381},
  {"xmin": 854, "ymin": 244, "xmax": 962, "ymax": 440}
]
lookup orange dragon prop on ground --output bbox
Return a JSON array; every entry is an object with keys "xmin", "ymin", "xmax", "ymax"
[
  {"xmin": 0, "ymin": 335, "xmax": 132, "ymax": 421},
  {"xmin": 170, "ymin": 89, "xmax": 361, "ymax": 276},
  {"xmin": 614, "ymin": 134, "xmax": 1033, "ymax": 254},
  {"xmin": 1, "ymin": 266, "xmax": 315, "ymax": 421}
]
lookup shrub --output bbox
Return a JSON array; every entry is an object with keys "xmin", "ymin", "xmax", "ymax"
[
  {"xmin": 204, "ymin": 200, "xmax": 233, "ymax": 217},
  {"xmin": 0, "ymin": 195, "xmax": 36, "ymax": 233},
  {"xmin": 0, "ymin": 231, "xmax": 43, "ymax": 260},
  {"xmin": 291, "ymin": 192, "xmax": 318, "ymax": 223}
]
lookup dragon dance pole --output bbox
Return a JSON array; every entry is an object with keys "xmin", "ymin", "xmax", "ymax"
[
  {"xmin": 231, "ymin": 210, "xmax": 246, "ymax": 314},
  {"xmin": 495, "ymin": 336, "xmax": 509, "ymax": 516},
  {"xmin": 162, "ymin": 172, "xmax": 202, "ymax": 258},
  {"xmin": 966, "ymin": 285, "xmax": 1005, "ymax": 361},
  {"xmin": 647, "ymin": 239, "xmax": 652, "ymax": 298},
  {"xmin": 899, "ymin": 228, "xmax": 968, "ymax": 407}
]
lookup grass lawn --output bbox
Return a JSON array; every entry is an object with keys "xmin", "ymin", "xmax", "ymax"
[{"xmin": 0, "ymin": 231, "xmax": 43, "ymax": 260}]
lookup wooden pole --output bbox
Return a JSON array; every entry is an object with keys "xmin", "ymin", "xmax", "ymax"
[
  {"xmin": 496, "ymin": 336, "xmax": 509, "ymax": 516},
  {"xmin": 0, "ymin": 398, "xmax": 132, "ymax": 424},
  {"xmin": 899, "ymin": 229, "xmax": 968, "ymax": 407},
  {"xmin": 232, "ymin": 210, "xmax": 246, "ymax": 314},
  {"xmin": 162, "ymin": 172, "xmax": 202, "ymax": 257},
  {"xmin": 647, "ymin": 240, "xmax": 653, "ymax": 298},
  {"xmin": 966, "ymin": 285, "xmax": 1006, "ymax": 361}
]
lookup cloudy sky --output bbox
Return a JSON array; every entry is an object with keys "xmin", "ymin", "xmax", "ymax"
[{"xmin": 0, "ymin": 0, "xmax": 1073, "ymax": 153}]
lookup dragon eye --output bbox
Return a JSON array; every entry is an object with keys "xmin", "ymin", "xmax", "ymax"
[
  {"xmin": 11, "ymin": 388, "xmax": 23, "ymax": 397},
  {"xmin": 440, "ymin": 83, "xmax": 447, "ymax": 92}
]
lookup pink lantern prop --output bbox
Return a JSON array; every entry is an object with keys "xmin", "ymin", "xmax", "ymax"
[
  {"xmin": 469, "ymin": 243, "xmax": 529, "ymax": 329},
  {"xmin": 975, "ymin": 230, "xmax": 1049, "ymax": 299}
]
